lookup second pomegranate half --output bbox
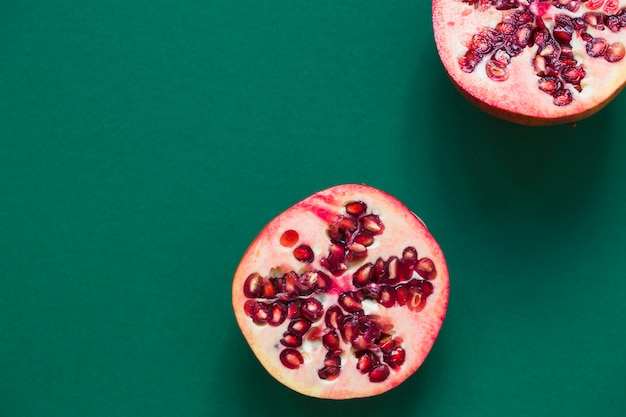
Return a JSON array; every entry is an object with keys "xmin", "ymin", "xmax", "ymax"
[
  {"xmin": 433, "ymin": 0, "xmax": 626, "ymax": 125},
  {"xmin": 232, "ymin": 184, "xmax": 449, "ymax": 399}
]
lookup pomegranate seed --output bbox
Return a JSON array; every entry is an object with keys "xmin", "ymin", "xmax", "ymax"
[
  {"xmin": 532, "ymin": 28, "xmax": 550, "ymax": 47},
  {"xmin": 561, "ymin": 66, "xmax": 586, "ymax": 84},
  {"xmin": 299, "ymin": 270, "xmax": 332, "ymax": 294},
  {"xmin": 385, "ymin": 346, "xmax": 406, "ymax": 369},
  {"xmin": 323, "ymin": 329, "xmax": 340, "ymax": 350},
  {"xmin": 552, "ymin": 25, "xmax": 572, "ymax": 44},
  {"xmin": 553, "ymin": 89, "xmax": 574, "ymax": 106},
  {"xmin": 587, "ymin": 37, "xmax": 608, "ymax": 57},
  {"xmin": 515, "ymin": 25, "xmax": 533, "ymax": 46},
  {"xmin": 585, "ymin": 0, "xmax": 604, "ymax": 11},
  {"xmin": 378, "ymin": 334, "xmax": 395, "ymax": 352},
  {"xmin": 324, "ymin": 352, "xmax": 342, "ymax": 367},
  {"xmin": 459, "ymin": 53, "xmax": 479, "ymax": 73},
  {"xmin": 407, "ymin": 287, "xmax": 423, "ymax": 312},
  {"xmin": 356, "ymin": 350, "xmax": 377, "ymax": 374},
  {"xmin": 261, "ymin": 280, "xmax": 276, "ymax": 299},
  {"xmin": 416, "ymin": 257, "xmax": 437, "ymax": 280},
  {"xmin": 353, "ymin": 263, "xmax": 374, "ymax": 287},
  {"xmin": 384, "ymin": 256, "xmax": 402, "ymax": 284},
  {"xmin": 377, "ymin": 285, "xmax": 397, "ymax": 308},
  {"xmin": 471, "ymin": 33, "xmax": 493, "ymax": 54},
  {"xmin": 395, "ymin": 284, "xmax": 409, "ymax": 306},
  {"xmin": 538, "ymin": 76, "xmax": 563, "ymax": 94},
  {"xmin": 344, "ymin": 201, "xmax": 367, "ymax": 216},
  {"xmin": 338, "ymin": 292, "xmax": 363, "ymax": 313},
  {"xmin": 301, "ymin": 297, "xmax": 324, "ymax": 322},
  {"xmin": 279, "ymin": 348, "xmax": 304, "ymax": 369},
  {"xmin": 605, "ymin": 15, "xmax": 620, "ymax": 32},
  {"xmin": 317, "ymin": 365, "xmax": 340, "ymax": 380},
  {"xmin": 325, "ymin": 305, "xmax": 344, "ymax": 330},
  {"xmin": 286, "ymin": 299, "xmax": 302, "ymax": 319},
  {"xmin": 337, "ymin": 216, "xmax": 358, "ymax": 233},
  {"xmin": 604, "ymin": 42, "xmax": 625, "ymax": 62},
  {"xmin": 583, "ymin": 12, "xmax": 603, "ymax": 28},
  {"xmin": 245, "ymin": 300, "xmax": 271, "ymax": 324},
  {"xmin": 361, "ymin": 215, "xmax": 383, "ymax": 233},
  {"xmin": 347, "ymin": 242, "xmax": 368, "ymax": 258},
  {"xmin": 267, "ymin": 302, "xmax": 287, "ymax": 326},
  {"xmin": 486, "ymin": 60, "xmax": 509, "ymax": 81},
  {"xmin": 360, "ymin": 284, "xmax": 380, "ymax": 301},
  {"xmin": 416, "ymin": 279, "xmax": 435, "ymax": 298},
  {"xmin": 566, "ymin": 0, "xmax": 581, "ymax": 12},
  {"xmin": 282, "ymin": 272, "xmax": 300, "ymax": 299},
  {"xmin": 293, "ymin": 244, "xmax": 314, "ymax": 263},
  {"xmin": 288, "ymin": 318, "xmax": 311, "ymax": 336},
  {"xmin": 401, "ymin": 246, "xmax": 418, "ymax": 273},
  {"xmin": 280, "ymin": 332, "xmax": 303, "ymax": 348},
  {"xmin": 279, "ymin": 229, "xmax": 299, "ymax": 247},
  {"xmin": 354, "ymin": 232, "xmax": 374, "ymax": 247},
  {"xmin": 321, "ymin": 244, "xmax": 347, "ymax": 275},
  {"xmin": 369, "ymin": 364, "xmax": 390, "ymax": 383},
  {"xmin": 603, "ymin": 0, "xmax": 619, "ymax": 14},
  {"xmin": 243, "ymin": 273, "xmax": 264, "ymax": 298}
]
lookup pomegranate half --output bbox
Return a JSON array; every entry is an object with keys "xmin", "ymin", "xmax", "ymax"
[
  {"xmin": 232, "ymin": 184, "xmax": 449, "ymax": 399},
  {"xmin": 433, "ymin": 0, "xmax": 626, "ymax": 125}
]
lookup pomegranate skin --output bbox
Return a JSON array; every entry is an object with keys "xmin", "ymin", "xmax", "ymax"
[
  {"xmin": 232, "ymin": 184, "xmax": 449, "ymax": 399},
  {"xmin": 432, "ymin": 0, "xmax": 626, "ymax": 126}
]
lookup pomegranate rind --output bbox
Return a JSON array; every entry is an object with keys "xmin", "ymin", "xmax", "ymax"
[
  {"xmin": 432, "ymin": 1, "xmax": 626, "ymax": 126},
  {"xmin": 232, "ymin": 184, "xmax": 449, "ymax": 399}
]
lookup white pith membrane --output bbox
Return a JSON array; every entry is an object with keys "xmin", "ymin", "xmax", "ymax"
[
  {"xmin": 433, "ymin": 0, "xmax": 626, "ymax": 125},
  {"xmin": 232, "ymin": 184, "xmax": 449, "ymax": 399}
]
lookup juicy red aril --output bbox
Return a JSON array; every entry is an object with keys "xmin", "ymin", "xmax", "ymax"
[
  {"xmin": 288, "ymin": 318, "xmax": 312, "ymax": 336},
  {"xmin": 268, "ymin": 302, "xmax": 287, "ymax": 326},
  {"xmin": 243, "ymin": 273, "xmax": 264, "ymax": 298},
  {"xmin": 325, "ymin": 305, "xmax": 344, "ymax": 329},
  {"xmin": 280, "ymin": 349, "xmax": 304, "ymax": 369},
  {"xmin": 587, "ymin": 37, "xmax": 608, "ymax": 57},
  {"xmin": 605, "ymin": 42, "xmax": 626, "ymax": 62},
  {"xmin": 416, "ymin": 257, "xmax": 437, "ymax": 280},
  {"xmin": 369, "ymin": 364, "xmax": 390, "ymax": 383},
  {"xmin": 281, "ymin": 333, "xmax": 303, "ymax": 348},
  {"xmin": 299, "ymin": 270, "xmax": 332, "ymax": 294},
  {"xmin": 301, "ymin": 297, "xmax": 324, "ymax": 322},
  {"xmin": 353, "ymin": 263, "xmax": 374, "ymax": 287},
  {"xmin": 384, "ymin": 346, "xmax": 406, "ymax": 369},
  {"xmin": 377, "ymin": 286, "xmax": 397, "ymax": 308},
  {"xmin": 279, "ymin": 229, "xmax": 299, "ymax": 247},
  {"xmin": 318, "ymin": 352, "xmax": 342, "ymax": 380},
  {"xmin": 322, "ymin": 330, "xmax": 341, "ymax": 350},
  {"xmin": 356, "ymin": 350, "xmax": 378, "ymax": 374},
  {"xmin": 244, "ymin": 300, "xmax": 270, "ymax": 324},
  {"xmin": 286, "ymin": 299, "xmax": 302, "ymax": 319},
  {"xmin": 344, "ymin": 201, "xmax": 367, "ymax": 216},
  {"xmin": 293, "ymin": 244, "xmax": 314, "ymax": 263},
  {"xmin": 338, "ymin": 291, "xmax": 363, "ymax": 313},
  {"xmin": 318, "ymin": 365, "xmax": 341, "ymax": 380}
]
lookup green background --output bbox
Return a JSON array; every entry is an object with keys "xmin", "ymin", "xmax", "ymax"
[{"xmin": 2, "ymin": 1, "xmax": 625, "ymax": 416}]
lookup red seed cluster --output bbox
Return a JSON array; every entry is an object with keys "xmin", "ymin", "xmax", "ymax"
[{"xmin": 459, "ymin": 1, "xmax": 626, "ymax": 106}]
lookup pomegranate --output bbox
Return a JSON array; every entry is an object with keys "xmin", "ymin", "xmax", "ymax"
[
  {"xmin": 432, "ymin": 0, "xmax": 626, "ymax": 125},
  {"xmin": 232, "ymin": 184, "xmax": 449, "ymax": 399}
]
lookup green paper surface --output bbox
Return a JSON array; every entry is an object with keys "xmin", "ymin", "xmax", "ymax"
[{"xmin": 1, "ymin": 1, "xmax": 625, "ymax": 416}]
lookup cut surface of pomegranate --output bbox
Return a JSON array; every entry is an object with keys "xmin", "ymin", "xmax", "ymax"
[
  {"xmin": 433, "ymin": 0, "xmax": 626, "ymax": 125},
  {"xmin": 232, "ymin": 184, "xmax": 449, "ymax": 399}
]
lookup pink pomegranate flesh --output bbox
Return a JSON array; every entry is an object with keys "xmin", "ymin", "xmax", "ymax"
[
  {"xmin": 433, "ymin": 0, "xmax": 626, "ymax": 125},
  {"xmin": 232, "ymin": 184, "xmax": 449, "ymax": 399}
]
